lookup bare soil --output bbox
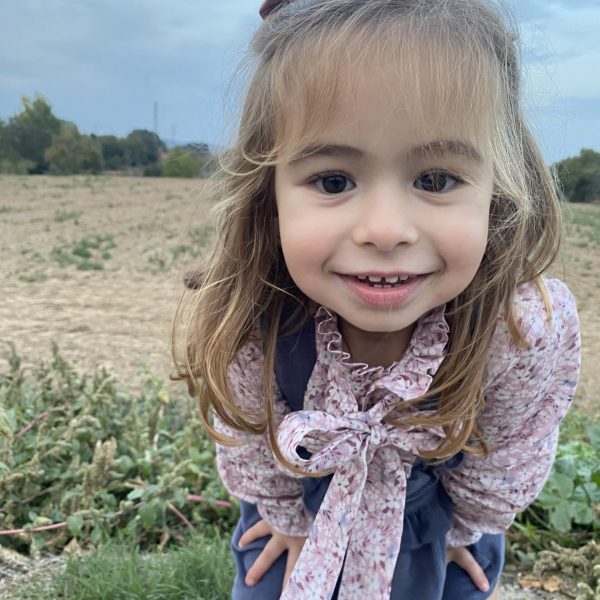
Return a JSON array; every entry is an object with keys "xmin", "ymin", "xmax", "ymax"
[
  {"xmin": 0, "ymin": 175, "xmax": 214, "ymax": 393},
  {"xmin": 0, "ymin": 174, "xmax": 597, "ymax": 413}
]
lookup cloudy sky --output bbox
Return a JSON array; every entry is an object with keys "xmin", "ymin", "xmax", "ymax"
[{"xmin": 1, "ymin": 0, "xmax": 599, "ymax": 164}]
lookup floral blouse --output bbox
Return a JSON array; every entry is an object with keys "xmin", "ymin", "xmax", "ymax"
[{"xmin": 215, "ymin": 279, "xmax": 580, "ymax": 600}]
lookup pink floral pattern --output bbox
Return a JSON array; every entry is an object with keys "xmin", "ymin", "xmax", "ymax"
[{"xmin": 214, "ymin": 278, "xmax": 580, "ymax": 599}]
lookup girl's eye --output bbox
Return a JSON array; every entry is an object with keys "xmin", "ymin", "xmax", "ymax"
[
  {"xmin": 415, "ymin": 171, "xmax": 461, "ymax": 193},
  {"xmin": 313, "ymin": 174, "xmax": 355, "ymax": 195}
]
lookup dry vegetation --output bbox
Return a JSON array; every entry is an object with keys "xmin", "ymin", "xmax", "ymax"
[{"xmin": 0, "ymin": 174, "xmax": 598, "ymax": 414}]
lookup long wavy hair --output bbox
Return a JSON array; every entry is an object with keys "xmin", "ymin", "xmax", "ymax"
[{"xmin": 172, "ymin": 0, "xmax": 562, "ymax": 471}]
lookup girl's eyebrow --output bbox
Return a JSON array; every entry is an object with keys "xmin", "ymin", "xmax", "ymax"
[
  {"xmin": 412, "ymin": 140, "xmax": 483, "ymax": 164},
  {"xmin": 288, "ymin": 139, "xmax": 483, "ymax": 165}
]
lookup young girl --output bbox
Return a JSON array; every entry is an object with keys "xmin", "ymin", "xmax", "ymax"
[{"xmin": 173, "ymin": 1, "xmax": 581, "ymax": 598}]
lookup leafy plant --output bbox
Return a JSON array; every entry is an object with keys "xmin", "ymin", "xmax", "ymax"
[
  {"xmin": 509, "ymin": 412, "xmax": 600, "ymax": 563},
  {"xmin": 535, "ymin": 431, "xmax": 600, "ymax": 533},
  {"xmin": 0, "ymin": 345, "xmax": 237, "ymax": 556}
]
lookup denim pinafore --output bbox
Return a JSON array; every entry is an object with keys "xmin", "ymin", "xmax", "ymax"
[{"xmin": 230, "ymin": 306, "xmax": 504, "ymax": 599}]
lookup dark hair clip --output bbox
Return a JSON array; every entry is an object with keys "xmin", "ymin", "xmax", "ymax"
[{"xmin": 259, "ymin": 0, "xmax": 290, "ymax": 19}]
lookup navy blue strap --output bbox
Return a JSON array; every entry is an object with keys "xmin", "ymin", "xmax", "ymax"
[{"xmin": 274, "ymin": 300, "xmax": 316, "ymax": 412}]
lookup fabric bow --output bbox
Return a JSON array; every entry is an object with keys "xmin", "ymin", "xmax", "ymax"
[{"xmin": 277, "ymin": 407, "xmax": 445, "ymax": 600}]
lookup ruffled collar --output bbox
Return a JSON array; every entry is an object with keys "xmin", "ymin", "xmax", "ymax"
[
  {"xmin": 277, "ymin": 304, "xmax": 450, "ymax": 600},
  {"xmin": 315, "ymin": 305, "xmax": 449, "ymax": 386}
]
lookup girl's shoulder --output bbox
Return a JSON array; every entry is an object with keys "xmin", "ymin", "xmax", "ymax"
[
  {"xmin": 511, "ymin": 277, "xmax": 578, "ymax": 335},
  {"xmin": 485, "ymin": 278, "xmax": 580, "ymax": 385},
  {"xmin": 512, "ymin": 277, "xmax": 578, "ymax": 340}
]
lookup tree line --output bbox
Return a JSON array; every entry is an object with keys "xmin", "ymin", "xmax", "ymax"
[
  {"xmin": 554, "ymin": 148, "xmax": 600, "ymax": 204},
  {"xmin": 0, "ymin": 95, "xmax": 216, "ymax": 178},
  {"xmin": 1, "ymin": 95, "xmax": 599, "ymax": 197}
]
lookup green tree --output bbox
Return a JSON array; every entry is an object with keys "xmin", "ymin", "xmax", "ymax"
[
  {"xmin": 125, "ymin": 129, "xmax": 166, "ymax": 166},
  {"xmin": 0, "ymin": 118, "xmax": 34, "ymax": 174},
  {"xmin": 0, "ymin": 118, "xmax": 7, "ymax": 158},
  {"xmin": 95, "ymin": 134, "xmax": 130, "ymax": 170},
  {"xmin": 5, "ymin": 95, "xmax": 63, "ymax": 173},
  {"xmin": 555, "ymin": 148, "xmax": 600, "ymax": 203},
  {"xmin": 45, "ymin": 123, "xmax": 104, "ymax": 175},
  {"xmin": 162, "ymin": 145, "xmax": 217, "ymax": 178},
  {"xmin": 162, "ymin": 147, "xmax": 200, "ymax": 178}
]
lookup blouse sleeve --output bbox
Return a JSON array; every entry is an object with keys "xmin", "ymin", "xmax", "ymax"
[
  {"xmin": 440, "ymin": 279, "xmax": 581, "ymax": 547},
  {"xmin": 213, "ymin": 333, "xmax": 314, "ymax": 537}
]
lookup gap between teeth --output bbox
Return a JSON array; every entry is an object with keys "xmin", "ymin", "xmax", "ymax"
[{"xmin": 356, "ymin": 275, "xmax": 410, "ymax": 284}]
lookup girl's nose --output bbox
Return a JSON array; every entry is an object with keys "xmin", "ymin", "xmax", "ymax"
[{"xmin": 352, "ymin": 184, "xmax": 419, "ymax": 251}]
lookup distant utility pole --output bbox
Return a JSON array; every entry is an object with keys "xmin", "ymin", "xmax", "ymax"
[{"xmin": 153, "ymin": 101, "xmax": 158, "ymax": 135}]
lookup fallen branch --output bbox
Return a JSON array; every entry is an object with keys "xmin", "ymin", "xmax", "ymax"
[
  {"xmin": 187, "ymin": 494, "xmax": 233, "ymax": 509},
  {"xmin": 167, "ymin": 502, "xmax": 195, "ymax": 531},
  {"xmin": 0, "ymin": 522, "xmax": 67, "ymax": 536},
  {"xmin": 0, "ymin": 494, "xmax": 234, "ymax": 537}
]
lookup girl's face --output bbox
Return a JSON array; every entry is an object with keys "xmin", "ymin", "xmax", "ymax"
[{"xmin": 275, "ymin": 65, "xmax": 494, "ymax": 363}]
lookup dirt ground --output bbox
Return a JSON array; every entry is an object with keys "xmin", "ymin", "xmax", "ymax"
[
  {"xmin": 0, "ymin": 175, "xmax": 214, "ymax": 394},
  {"xmin": 0, "ymin": 174, "xmax": 597, "ymax": 413}
]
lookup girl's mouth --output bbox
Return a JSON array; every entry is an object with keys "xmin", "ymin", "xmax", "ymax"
[
  {"xmin": 339, "ymin": 273, "xmax": 428, "ymax": 308},
  {"xmin": 354, "ymin": 274, "xmax": 413, "ymax": 288}
]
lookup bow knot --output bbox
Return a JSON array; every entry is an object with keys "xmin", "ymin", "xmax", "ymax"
[
  {"xmin": 276, "ymin": 409, "xmax": 445, "ymax": 599},
  {"xmin": 369, "ymin": 422, "xmax": 388, "ymax": 447}
]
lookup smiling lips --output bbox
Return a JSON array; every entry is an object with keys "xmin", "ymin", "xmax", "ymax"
[
  {"xmin": 340, "ymin": 273, "xmax": 428, "ymax": 307},
  {"xmin": 354, "ymin": 274, "xmax": 412, "ymax": 287}
]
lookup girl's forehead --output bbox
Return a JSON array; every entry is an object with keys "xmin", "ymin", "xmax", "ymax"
[{"xmin": 274, "ymin": 33, "xmax": 499, "ymax": 160}]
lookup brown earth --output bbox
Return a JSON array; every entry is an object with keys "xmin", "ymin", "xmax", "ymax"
[
  {"xmin": 0, "ymin": 175, "xmax": 214, "ymax": 394},
  {"xmin": 0, "ymin": 174, "xmax": 597, "ymax": 413}
]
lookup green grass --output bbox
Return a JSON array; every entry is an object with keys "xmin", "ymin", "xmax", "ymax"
[
  {"xmin": 9, "ymin": 532, "xmax": 235, "ymax": 600},
  {"xmin": 0, "ymin": 205, "xmax": 17, "ymax": 214},
  {"xmin": 50, "ymin": 233, "xmax": 116, "ymax": 270},
  {"xmin": 188, "ymin": 226, "xmax": 211, "ymax": 248},
  {"xmin": 53, "ymin": 209, "xmax": 81, "ymax": 224},
  {"xmin": 565, "ymin": 203, "xmax": 600, "ymax": 247}
]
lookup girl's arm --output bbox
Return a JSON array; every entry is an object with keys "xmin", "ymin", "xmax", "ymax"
[
  {"xmin": 213, "ymin": 334, "xmax": 314, "ymax": 537},
  {"xmin": 439, "ymin": 278, "xmax": 581, "ymax": 547}
]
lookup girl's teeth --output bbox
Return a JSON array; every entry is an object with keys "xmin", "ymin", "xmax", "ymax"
[{"xmin": 354, "ymin": 274, "xmax": 413, "ymax": 286}]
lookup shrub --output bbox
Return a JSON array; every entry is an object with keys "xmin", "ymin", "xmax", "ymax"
[
  {"xmin": 162, "ymin": 147, "xmax": 201, "ymax": 178},
  {"xmin": 162, "ymin": 145, "xmax": 217, "ymax": 178},
  {"xmin": 508, "ymin": 411, "xmax": 600, "ymax": 566},
  {"xmin": 96, "ymin": 135, "xmax": 131, "ymax": 171},
  {"xmin": 0, "ymin": 345, "xmax": 237, "ymax": 555},
  {"xmin": 555, "ymin": 149, "xmax": 600, "ymax": 203},
  {"xmin": 45, "ymin": 124, "xmax": 104, "ymax": 175},
  {"xmin": 126, "ymin": 129, "xmax": 165, "ymax": 167}
]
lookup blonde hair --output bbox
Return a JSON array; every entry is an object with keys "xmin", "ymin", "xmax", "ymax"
[{"xmin": 173, "ymin": 0, "xmax": 562, "ymax": 470}]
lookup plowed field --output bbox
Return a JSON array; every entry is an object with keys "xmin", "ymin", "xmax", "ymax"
[{"xmin": 0, "ymin": 175, "xmax": 597, "ymax": 414}]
